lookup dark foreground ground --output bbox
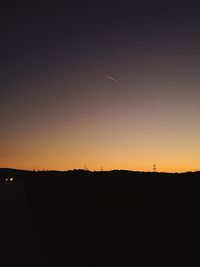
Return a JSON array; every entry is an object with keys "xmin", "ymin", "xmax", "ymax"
[{"xmin": 1, "ymin": 168, "xmax": 200, "ymax": 266}]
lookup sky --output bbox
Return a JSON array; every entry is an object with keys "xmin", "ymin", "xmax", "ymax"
[{"xmin": 0, "ymin": 2, "xmax": 200, "ymax": 172}]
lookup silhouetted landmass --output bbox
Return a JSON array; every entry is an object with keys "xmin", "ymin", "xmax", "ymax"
[{"xmin": 1, "ymin": 168, "xmax": 200, "ymax": 266}]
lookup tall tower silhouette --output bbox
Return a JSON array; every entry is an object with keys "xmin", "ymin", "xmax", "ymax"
[
  {"xmin": 84, "ymin": 163, "xmax": 87, "ymax": 171},
  {"xmin": 153, "ymin": 164, "xmax": 157, "ymax": 172}
]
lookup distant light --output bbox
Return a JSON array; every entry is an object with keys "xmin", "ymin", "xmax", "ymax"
[{"xmin": 4, "ymin": 177, "xmax": 14, "ymax": 183}]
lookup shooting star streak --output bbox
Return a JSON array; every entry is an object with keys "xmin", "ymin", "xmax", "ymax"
[{"xmin": 105, "ymin": 75, "xmax": 119, "ymax": 83}]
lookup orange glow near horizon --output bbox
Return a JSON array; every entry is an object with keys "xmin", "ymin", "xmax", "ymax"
[{"xmin": 1, "ymin": 93, "xmax": 200, "ymax": 173}]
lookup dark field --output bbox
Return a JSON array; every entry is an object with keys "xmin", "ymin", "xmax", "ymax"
[{"xmin": 1, "ymin": 169, "xmax": 200, "ymax": 266}]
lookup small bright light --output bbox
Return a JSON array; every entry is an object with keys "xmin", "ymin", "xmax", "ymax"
[
  {"xmin": 10, "ymin": 178, "xmax": 14, "ymax": 181},
  {"xmin": 5, "ymin": 178, "xmax": 8, "ymax": 181}
]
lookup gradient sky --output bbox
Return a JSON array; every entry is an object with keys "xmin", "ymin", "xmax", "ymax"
[{"xmin": 1, "ymin": 2, "xmax": 200, "ymax": 172}]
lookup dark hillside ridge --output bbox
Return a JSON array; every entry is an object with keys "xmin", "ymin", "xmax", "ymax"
[{"xmin": 1, "ymin": 167, "xmax": 200, "ymax": 181}]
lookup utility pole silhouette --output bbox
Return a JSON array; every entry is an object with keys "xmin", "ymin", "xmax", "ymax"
[
  {"xmin": 84, "ymin": 163, "xmax": 88, "ymax": 171},
  {"xmin": 153, "ymin": 164, "xmax": 157, "ymax": 172}
]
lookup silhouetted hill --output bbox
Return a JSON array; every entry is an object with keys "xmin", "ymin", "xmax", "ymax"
[{"xmin": 1, "ymin": 168, "xmax": 200, "ymax": 266}]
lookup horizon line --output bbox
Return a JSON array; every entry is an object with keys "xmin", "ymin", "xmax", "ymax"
[{"xmin": 0, "ymin": 167, "xmax": 199, "ymax": 174}]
